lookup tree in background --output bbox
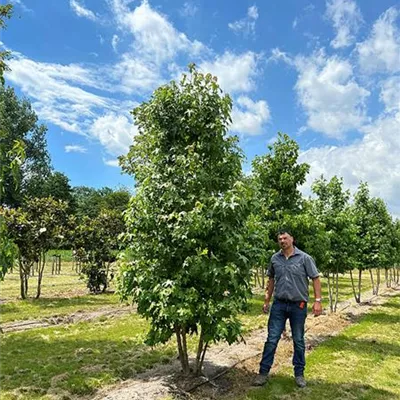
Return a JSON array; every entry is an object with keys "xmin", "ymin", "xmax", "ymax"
[
  {"xmin": 69, "ymin": 209, "xmax": 125, "ymax": 293},
  {"xmin": 23, "ymin": 171, "xmax": 75, "ymax": 210},
  {"xmin": 353, "ymin": 183, "xmax": 395, "ymax": 295},
  {"xmin": 311, "ymin": 176, "xmax": 357, "ymax": 310},
  {"xmin": 2, "ymin": 197, "xmax": 68, "ymax": 298},
  {"xmin": 0, "ymin": 86, "xmax": 51, "ymax": 207},
  {"xmin": 0, "ymin": 2, "xmax": 26, "ymax": 280},
  {"xmin": 0, "ymin": 3, "xmax": 12, "ymax": 85},
  {"xmin": 118, "ymin": 65, "xmax": 252, "ymax": 375},
  {"xmin": 71, "ymin": 186, "xmax": 130, "ymax": 219},
  {"xmin": 248, "ymin": 133, "xmax": 310, "ymax": 287}
]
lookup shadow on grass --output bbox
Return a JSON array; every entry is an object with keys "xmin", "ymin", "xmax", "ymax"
[
  {"xmin": 0, "ymin": 294, "xmax": 119, "ymax": 315},
  {"xmin": 242, "ymin": 373, "xmax": 398, "ymax": 400},
  {"xmin": 0, "ymin": 325, "xmax": 173, "ymax": 397}
]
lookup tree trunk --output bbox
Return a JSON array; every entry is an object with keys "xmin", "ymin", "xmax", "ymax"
[
  {"xmin": 376, "ymin": 268, "xmax": 380, "ymax": 295},
  {"xmin": 36, "ymin": 252, "xmax": 46, "ymax": 299},
  {"xmin": 327, "ymin": 272, "xmax": 333, "ymax": 312},
  {"xmin": 349, "ymin": 270, "xmax": 360, "ymax": 303},
  {"xmin": 195, "ymin": 330, "xmax": 204, "ymax": 375},
  {"xmin": 334, "ymin": 267, "xmax": 339, "ymax": 312},
  {"xmin": 357, "ymin": 269, "xmax": 362, "ymax": 303},
  {"xmin": 261, "ymin": 265, "xmax": 265, "ymax": 289},
  {"xmin": 19, "ymin": 258, "xmax": 29, "ymax": 299},
  {"xmin": 369, "ymin": 269, "xmax": 376, "ymax": 295},
  {"xmin": 175, "ymin": 325, "xmax": 190, "ymax": 375}
]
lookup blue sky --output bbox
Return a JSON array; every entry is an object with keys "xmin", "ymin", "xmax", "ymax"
[{"xmin": 2, "ymin": 0, "xmax": 400, "ymax": 217}]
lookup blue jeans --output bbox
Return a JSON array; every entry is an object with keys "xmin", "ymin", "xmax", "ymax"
[{"xmin": 259, "ymin": 299, "xmax": 307, "ymax": 377}]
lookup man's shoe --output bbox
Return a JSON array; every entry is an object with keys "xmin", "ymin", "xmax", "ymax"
[
  {"xmin": 295, "ymin": 376, "xmax": 306, "ymax": 388},
  {"xmin": 253, "ymin": 373, "xmax": 269, "ymax": 386}
]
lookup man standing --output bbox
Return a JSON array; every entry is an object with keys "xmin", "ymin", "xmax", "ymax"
[{"xmin": 254, "ymin": 230, "xmax": 322, "ymax": 388}]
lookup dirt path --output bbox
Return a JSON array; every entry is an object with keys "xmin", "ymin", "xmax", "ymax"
[
  {"xmin": 90, "ymin": 285, "xmax": 399, "ymax": 400},
  {"xmin": 0, "ymin": 305, "xmax": 134, "ymax": 333}
]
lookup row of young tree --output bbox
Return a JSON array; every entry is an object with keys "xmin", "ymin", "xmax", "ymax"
[{"xmin": 117, "ymin": 65, "xmax": 399, "ymax": 375}]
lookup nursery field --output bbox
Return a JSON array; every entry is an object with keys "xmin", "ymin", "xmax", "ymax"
[{"xmin": 2, "ymin": 262, "xmax": 397, "ymax": 400}]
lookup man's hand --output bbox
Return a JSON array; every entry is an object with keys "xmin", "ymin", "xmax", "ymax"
[
  {"xmin": 262, "ymin": 301, "xmax": 270, "ymax": 314},
  {"xmin": 312, "ymin": 301, "xmax": 322, "ymax": 316}
]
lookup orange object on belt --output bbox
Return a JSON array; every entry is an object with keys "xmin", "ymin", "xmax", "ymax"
[{"xmin": 299, "ymin": 301, "xmax": 306, "ymax": 309}]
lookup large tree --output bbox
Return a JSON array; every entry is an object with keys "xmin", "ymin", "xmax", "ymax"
[
  {"xmin": 0, "ymin": 3, "xmax": 12, "ymax": 86},
  {"xmin": 118, "ymin": 65, "xmax": 252, "ymax": 375},
  {"xmin": 0, "ymin": 3, "xmax": 26, "ymax": 280},
  {"xmin": 0, "ymin": 86, "xmax": 51, "ymax": 207},
  {"xmin": 247, "ymin": 133, "xmax": 310, "ymax": 287},
  {"xmin": 71, "ymin": 186, "xmax": 130, "ymax": 218}
]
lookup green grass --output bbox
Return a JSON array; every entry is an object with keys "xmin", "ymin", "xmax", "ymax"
[
  {"xmin": 241, "ymin": 293, "xmax": 400, "ymax": 400},
  {"xmin": 0, "ymin": 314, "xmax": 176, "ymax": 399},
  {"xmin": 0, "ymin": 262, "xmax": 122, "ymax": 323}
]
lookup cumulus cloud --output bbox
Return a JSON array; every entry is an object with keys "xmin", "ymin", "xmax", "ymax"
[
  {"xmin": 200, "ymin": 51, "xmax": 260, "ymax": 94},
  {"xmin": 65, "ymin": 145, "xmax": 87, "ymax": 153},
  {"xmin": 231, "ymin": 96, "xmax": 270, "ymax": 135},
  {"xmin": 90, "ymin": 113, "xmax": 137, "ymax": 157},
  {"xmin": 294, "ymin": 50, "xmax": 370, "ymax": 138},
  {"xmin": 299, "ymin": 111, "xmax": 400, "ymax": 218},
  {"xmin": 380, "ymin": 76, "xmax": 400, "ymax": 113},
  {"xmin": 357, "ymin": 7, "xmax": 400, "ymax": 75},
  {"xmin": 70, "ymin": 0, "xmax": 97, "ymax": 21},
  {"xmin": 228, "ymin": 5, "xmax": 259, "ymax": 37},
  {"xmin": 325, "ymin": 0, "xmax": 363, "ymax": 49},
  {"xmin": 110, "ymin": 0, "xmax": 206, "ymax": 64}
]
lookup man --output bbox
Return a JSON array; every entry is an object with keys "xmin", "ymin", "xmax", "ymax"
[{"xmin": 254, "ymin": 229, "xmax": 322, "ymax": 388}]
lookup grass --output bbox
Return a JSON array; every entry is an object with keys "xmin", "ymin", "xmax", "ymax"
[
  {"xmin": 0, "ymin": 314, "xmax": 176, "ymax": 399},
  {"xmin": 0, "ymin": 262, "xmax": 122, "ymax": 323},
  {"xmin": 240, "ymin": 293, "xmax": 400, "ymax": 400}
]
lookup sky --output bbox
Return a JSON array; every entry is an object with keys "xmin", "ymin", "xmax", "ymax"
[{"xmin": 1, "ymin": 0, "xmax": 400, "ymax": 217}]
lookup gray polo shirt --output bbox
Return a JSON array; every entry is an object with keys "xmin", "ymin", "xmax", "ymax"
[{"xmin": 267, "ymin": 247, "xmax": 319, "ymax": 302}]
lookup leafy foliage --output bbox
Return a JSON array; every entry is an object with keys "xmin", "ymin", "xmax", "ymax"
[
  {"xmin": 119, "ymin": 65, "xmax": 252, "ymax": 375},
  {"xmin": 68, "ymin": 210, "xmax": 125, "ymax": 293},
  {"xmin": 2, "ymin": 197, "xmax": 68, "ymax": 298},
  {"xmin": 0, "ymin": 86, "xmax": 51, "ymax": 207}
]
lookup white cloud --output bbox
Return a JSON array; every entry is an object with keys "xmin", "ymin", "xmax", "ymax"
[
  {"xmin": 228, "ymin": 5, "xmax": 258, "ymax": 37},
  {"xmin": 357, "ymin": 7, "xmax": 400, "ymax": 75},
  {"xmin": 103, "ymin": 158, "xmax": 120, "ymax": 167},
  {"xmin": 325, "ymin": 0, "xmax": 363, "ymax": 49},
  {"xmin": 231, "ymin": 96, "xmax": 270, "ymax": 135},
  {"xmin": 6, "ymin": 55, "xmax": 113, "ymax": 134},
  {"xmin": 112, "ymin": 34, "xmax": 120, "ymax": 52},
  {"xmin": 110, "ymin": 53, "xmax": 161, "ymax": 94},
  {"xmin": 200, "ymin": 51, "xmax": 260, "ymax": 94},
  {"xmin": 380, "ymin": 76, "xmax": 400, "ymax": 113},
  {"xmin": 180, "ymin": 2, "xmax": 198, "ymax": 17},
  {"xmin": 90, "ymin": 113, "xmax": 137, "ymax": 157},
  {"xmin": 70, "ymin": 0, "xmax": 97, "ymax": 21},
  {"xmin": 65, "ymin": 145, "xmax": 87, "ymax": 153},
  {"xmin": 110, "ymin": 0, "xmax": 206, "ymax": 65},
  {"xmin": 299, "ymin": 111, "xmax": 400, "ymax": 218},
  {"xmin": 294, "ymin": 50, "xmax": 370, "ymax": 137}
]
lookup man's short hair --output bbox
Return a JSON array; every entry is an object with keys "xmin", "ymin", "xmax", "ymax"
[{"xmin": 277, "ymin": 229, "xmax": 294, "ymax": 238}]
